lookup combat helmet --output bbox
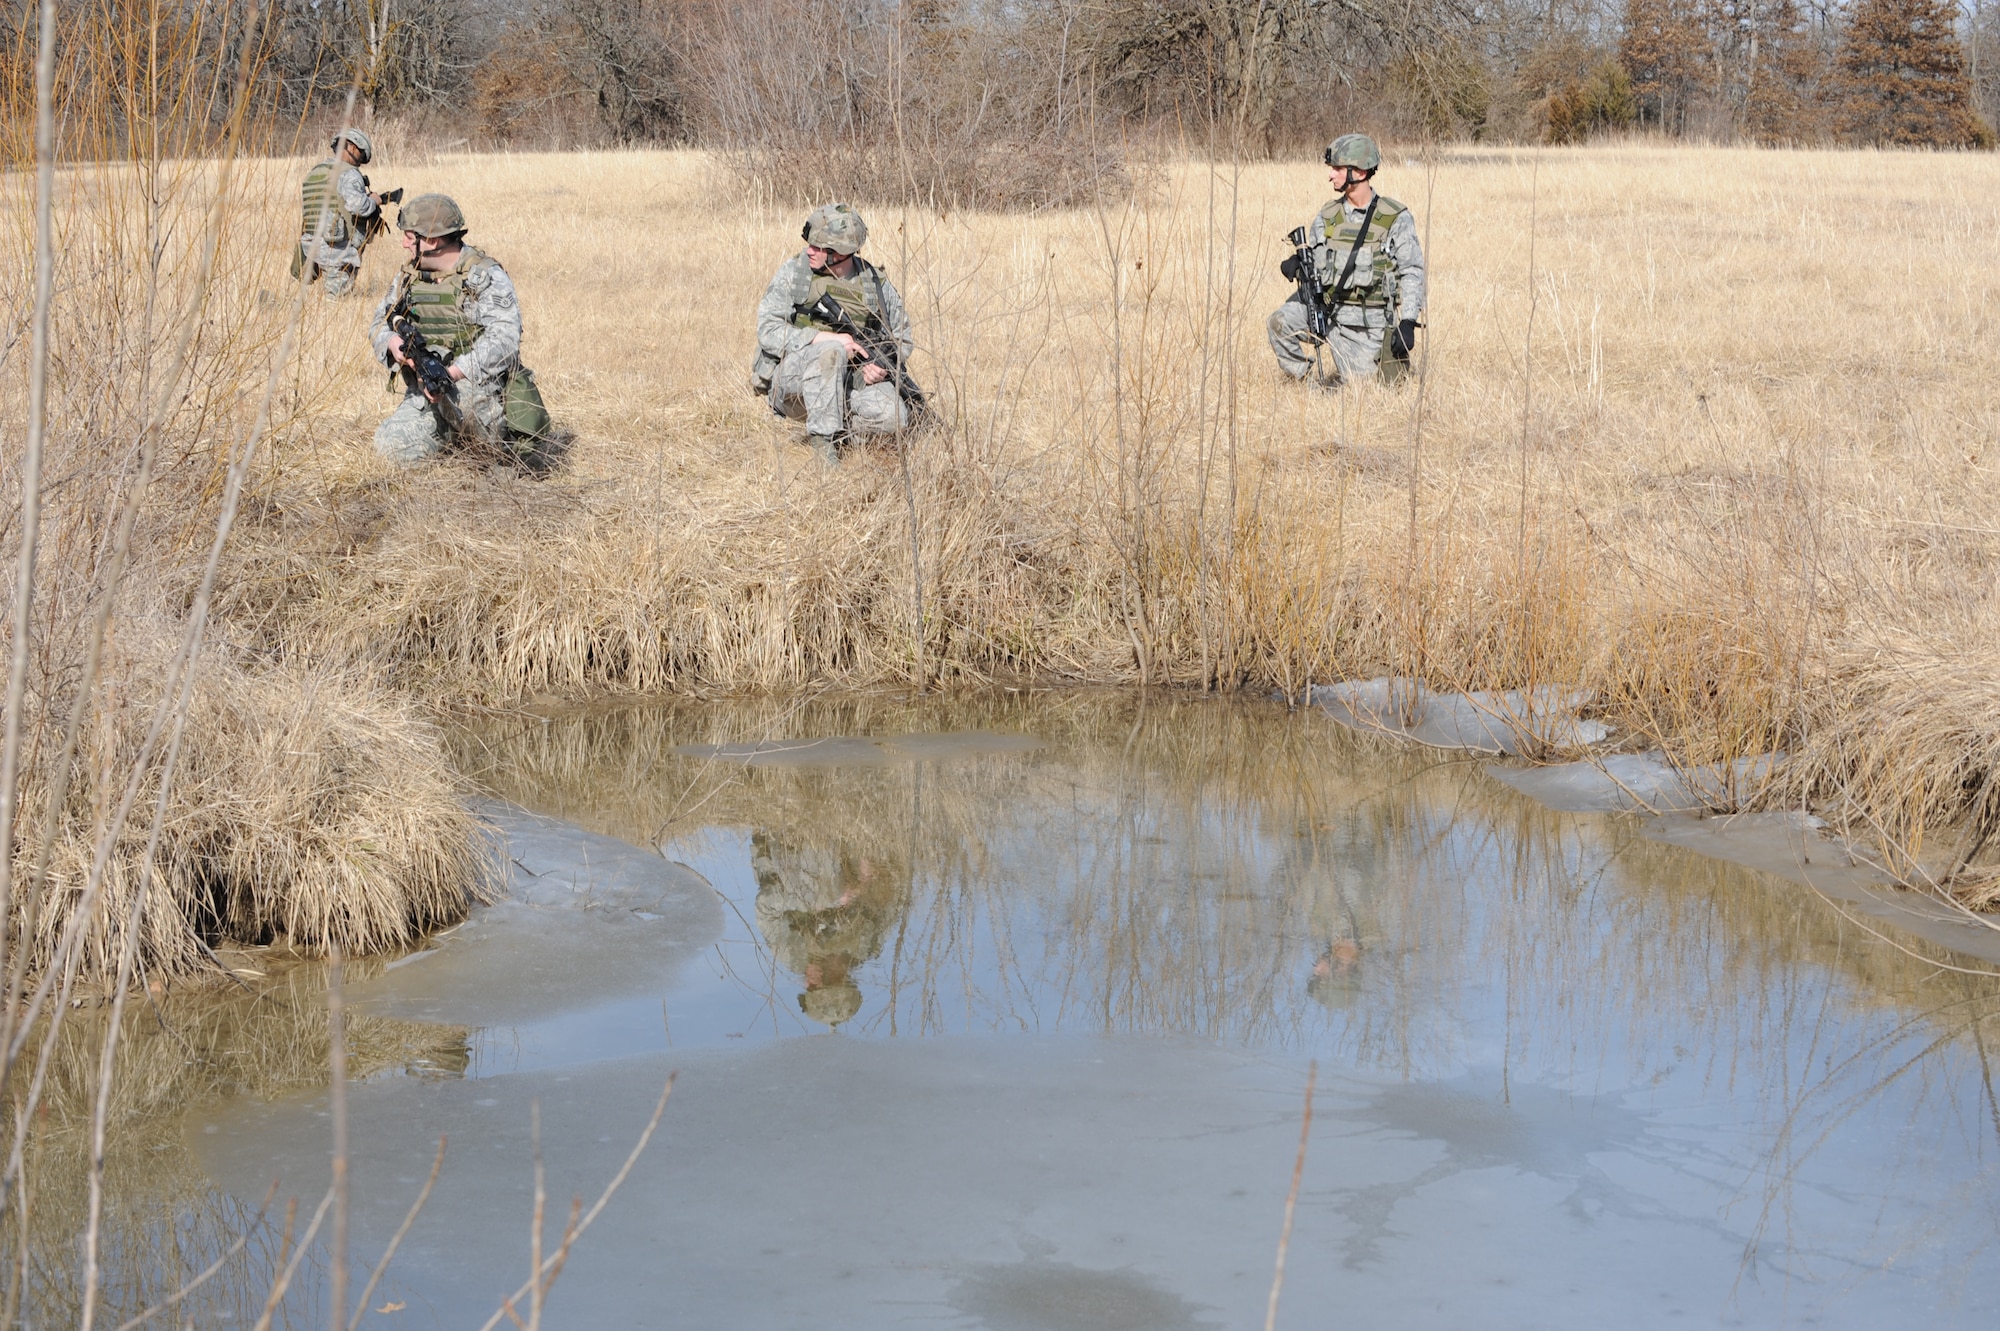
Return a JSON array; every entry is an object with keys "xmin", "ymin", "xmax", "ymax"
[
  {"xmin": 802, "ymin": 202, "xmax": 868, "ymax": 255},
  {"xmin": 1324, "ymin": 133, "xmax": 1381, "ymax": 173},
  {"xmin": 799, "ymin": 981, "xmax": 863, "ymax": 1027},
  {"xmin": 331, "ymin": 127, "xmax": 373, "ymax": 164},
  {"xmin": 396, "ymin": 193, "xmax": 467, "ymax": 239}
]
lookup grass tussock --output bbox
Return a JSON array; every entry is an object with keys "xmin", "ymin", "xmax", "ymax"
[
  {"xmin": 1789, "ymin": 626, "xmax": 2000, "ymax": 906},
  {"xmin": 26, "ymin": 640, "xmax": 487, "ymax": 978}
]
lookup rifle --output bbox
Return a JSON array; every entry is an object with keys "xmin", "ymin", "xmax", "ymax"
[
  {"xmin": 1284, "ymin": 226, "xmax": 1332, "ymax": 339},
  {"xmin": 805, "ymin": 292, "xmax": 928, "ymax": 419},
  {"xmin": 358, "ymin": 185, "xmax": 403, "ymax": 244},
  {"xmin": 388, "ymin": 305, "xmax": 475, "ymax": 445},
  {"xmin": 1286, "ymin": 194, "xmax": 1381, "ymax": 334}
]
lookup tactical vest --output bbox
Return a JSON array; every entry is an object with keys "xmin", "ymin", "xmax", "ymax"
[
  {"xmin": 1319, "ymin": 196, "xmax": 1405, "ymax": 307},
  {"xmin": 394, "ymin": 247, "xmax": 499, "ymax": 358},
  {"xmin": 301, "ymin": 160, "xmax": 350, "ymax": 246},
  {"xmin": 792, "ymin": 261, "xmax": 887, "ymax": 331}
]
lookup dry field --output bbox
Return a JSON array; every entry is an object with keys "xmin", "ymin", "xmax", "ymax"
[
  {"xmin": 239, "ymin": 141, "xmax": 2000, "ymax": 901},
  {"xmin": 6, "ymin": 137, "xmax": 2000, "ymax": 988}
]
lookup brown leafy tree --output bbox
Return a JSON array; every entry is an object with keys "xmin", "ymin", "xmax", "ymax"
[
  {"xmin": 1835, "ymin": 0, "xmax": 1993, "ymax": 146},
  {"xmin": 1619, "ymin": 0, "xmax": 1714, "ymax": 133},
  {"xmin": 1739, "ymin": 0, "xmax": 1830, "ymax": 143}
]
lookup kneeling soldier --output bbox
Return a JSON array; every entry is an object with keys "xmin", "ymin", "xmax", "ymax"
[
  {"xmin": 752, "ymin": 202, "xmax": 914, "ymax": 460},
  {"xmin": 369, "ymin": 193, "xmax": 538, "ymax": 468},
  {"xmin": 1268, "ymin": 134, "xmax": 1426, "ymax": 387}
]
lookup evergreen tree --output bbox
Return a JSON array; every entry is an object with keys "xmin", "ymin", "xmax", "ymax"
[
  {"xmin": 1620, "ymin": 0, "xmax": 1715, "ymax": 133},
  {"xmin": 1835, "ymin": 0, "xmax": 1993, "ymax": 146}
]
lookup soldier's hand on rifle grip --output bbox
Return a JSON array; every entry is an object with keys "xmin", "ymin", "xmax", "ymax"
[
  {"xmin": 386, "ymin": 333, "xmax": 411, "ymax": 368},
  {"xmin": 810, "ymin": 330, "xmax": 865, "ymax": 360},
  {"xmin": 1279, "ymin": 255, "xmax": 1301, "ymax": 282}
]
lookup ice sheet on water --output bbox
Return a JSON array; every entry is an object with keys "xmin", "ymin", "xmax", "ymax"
[
  {"xmin": 676, "ymin": 730, "xmax": 1044, "ymax": 768},
  {"xmin": 195, "ymin": 1036, "xmax": 2000, "ymax": 1330},
  {"xmin": 1312, "ymin": 677, "xmax": 1611, "ymax": 755},
  {"xmin": 346, "ymin": 800, "xmax": 724, "ymax": 1028},
  {"xmin": 1485, "ymin": 750, "xmax": 1783, "ymax": 813}
]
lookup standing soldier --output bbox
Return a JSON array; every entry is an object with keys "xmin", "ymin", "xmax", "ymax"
[
  {"xmin": 297, "ymin": 128, "xmax": 393, "ymax": 298},
  {"xmin": 751, "ymin": 203, "xmax": 915, "ymax": 461},
  {"xmin": 368, "ymin": 193, "xmax": 542, "ymax": 467},
  {"xmin": 1267, "ymin": 134, "xmax": 1427, "ymax": 387}
]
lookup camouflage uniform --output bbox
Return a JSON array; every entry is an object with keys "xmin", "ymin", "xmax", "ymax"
[
  {"xmin": 755, "ymin": 252, "xmax": 912, "ymax": 446},
  {"xmin": 751, "ymin": 831, "xmax": 904, "ymax": 1028},
  {"xmin": 1268, "ymin": 198, "xmax": 1427, "ymax": 386},
  {"xmin": 1285, "ymin": 820, "xmax": 1390, "ymax": 1012},
  {"xmin": 299, "ymin": 135, "xmax": 381, "ymax": 299},
  {"xmin": 753, "ymin": 205, "xmax": 913, "ymax": 456},
  {"xmin": 367, "ymin": 248, "xmax": 522, "ymax": 467}
]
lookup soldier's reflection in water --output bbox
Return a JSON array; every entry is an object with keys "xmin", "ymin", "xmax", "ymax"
[
  {"xmin": 751, "ymin": 831, "xmax": 906, "ymax": 1029},
  {"xmin": 1302, "ymin": 842, "xmax": 1387, "ymax": 1012}
]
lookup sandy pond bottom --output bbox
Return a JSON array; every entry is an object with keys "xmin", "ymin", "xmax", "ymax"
[{"xmin": 192, "ymin": 693, "xmax": 2000, "ymax": 1328}]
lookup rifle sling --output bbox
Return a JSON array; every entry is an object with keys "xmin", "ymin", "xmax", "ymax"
[{"xmin": 1327, "ymin": 196, "xmax": 1380, "ymax": 305}]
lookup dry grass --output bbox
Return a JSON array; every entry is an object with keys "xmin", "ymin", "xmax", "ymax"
[
  {"xmin": 18, "ymin": 638, "xmax": 487, "ymax": 977},
  {"xmin": 215, "ymin": 140, "xmax": 2000, "ymax": 900}
]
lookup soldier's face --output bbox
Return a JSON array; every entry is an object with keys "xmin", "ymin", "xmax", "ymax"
[
  {"xmin": 806, "ymin": 242, "xmax": 857, "ymax": 274},
  {"xmin": 401, "ymin": 230, "xmax": 444, "ymax": 268}
]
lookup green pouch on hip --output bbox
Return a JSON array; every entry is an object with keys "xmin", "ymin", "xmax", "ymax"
[
  {"xmin": 504, "ymin": 365, "xmax": 551, "ymax": 442},
  {"xmin": 1376, "ymin": 326, "xmax": 1409, "ymax": 387},
  {"xmin": 291, "ymin": 240, "xmax": 306, "ymax": 281}
]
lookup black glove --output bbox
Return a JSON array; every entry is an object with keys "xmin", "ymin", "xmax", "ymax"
[
  {"xmin": 1391, "ymin": 319, "xmax": 1419, "ymax": 359},
  {"xmin": 1279, "ymin": 254, "xmax": 1300, "ymax": 282}
]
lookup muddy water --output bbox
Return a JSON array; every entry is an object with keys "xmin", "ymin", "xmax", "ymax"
[{"xmin": 183, "ymin": 693, "xmax": 2000, "ymax": 1328}]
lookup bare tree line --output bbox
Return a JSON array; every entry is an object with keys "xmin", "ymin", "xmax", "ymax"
[
  {"xmin": 11, "ymin": 0, "xmax": 1996, "ymax": 162},
  {"xmin": 6, "ymin": 0, "xmax": 1987, "ymax": 215},
  {"xmin": 4, "ymin": 0, "xmax": 1990, "ymax": 202}
]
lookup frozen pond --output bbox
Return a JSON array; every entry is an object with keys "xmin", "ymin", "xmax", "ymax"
[{"xmin": 182, "ymin": 692, "xmax": 2000, "ymax": 1328}]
